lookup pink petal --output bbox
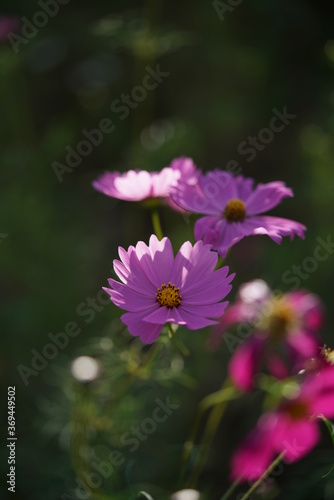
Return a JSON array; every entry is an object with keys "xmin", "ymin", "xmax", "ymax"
[
  {"xmin": 230, "ymin": 418, "xmax": 275, "ymax": 481},
  {"xmin": 148, "ymin": 235, "xmax": 174, "ymax": 285},
  {"xmin": 93, "ymin": 171, "xmax": 153, "ymax": 201},
  {"xmin": 170, "ymin": 240, "xmax": 218, "ymax": 288},
  {"xmin": 181, "ymin": 301, "xmax": 229, "ymax": 319},
  {"xmin": 195, "ymin": 217, "xmax": 246, "ymax": 258},
  {"xmin": 121, "ymin": 310, "xmax": 163, "ymax": 343},
  {"xmin": 245, "ymin": 181, "xmax": 293, "ymax": 215},
  {"xmin": 182, "ymin": 266, "xmax": 234, "ymax": 302},
  {"xmin": 286, "ymin": 291, "xmax": 324, "ymax": 331},
  {"xmin": 228, "ymin": 336, "xmax": 265, "ymax": 391},
  {"xmin": 273, "ymin": 414, "xmax": 319, "ymax": 462},
  {"xmin": 244, "ymin": 215, "xmax": 306, "ymax": 242},
  {"xmin": 169, "ymin": 156, "xmax": 199, "ymax": 181},
  {"xmin": 172, "ymin": 170, "xmax": 239, "ymax": 215},
  {"xmin": 143, "ymin": 307, "xmax": 170, "ymax": 324},
  {"xmin": 306, "ymin": 367, "xmax": 334, "ymax": 419},
  {"xmin": 234, "ymin": 175, "xmax": 254, "ymax": 200},
  {"xmin": 113, "ymin": 259, "xmax": 130, "ymax": 283},
  {"xmin": 286, "ymin": 329, "xmax": 318, "ymax": 358},
  {"xmin": 151, "ymin": 167, "xmax": 179, "ymax": 197},
  {"xmin": 103, "ymin": 283, "xmax": 155, "ymax": 312},
  {"xmin": 266, "ymin": 353, "xmax": 289, "ymax": 379},
  {"xmin": 173, "ymin": 308, "xmax": 219, "ymax": 329}
]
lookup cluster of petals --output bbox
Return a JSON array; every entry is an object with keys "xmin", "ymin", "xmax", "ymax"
[
  {"xmin": 92, "ymin": 156, "xmax": 199, "ymax": 212},
  {"xmin": 231, "ymin": 364, "xmax": 334, "ymax": 481},
  {"xmin": 171, "ymin": 170, "xmax": 306, "ymax": 256},
  {"xmin": 218, "ymin": 280, "xmax": 323, "ymax": 391},
  {"xmin": 103, "ymin": 235, "xmax": 234, "ymax": 344}
]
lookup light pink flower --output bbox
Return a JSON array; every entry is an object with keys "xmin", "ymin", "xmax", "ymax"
[
  {"xmin": 231, "ymin": 365, "xmax": 334, "ymax": 481},
  {"xmin": 171, "ymin": 171, "xmax": 306, "ymax": 256},
  {"xmin": 103, "ymin": 235, "xmax": 234, "ymax": 343},
  {"xmin": 217, "ymin": 281, "xmax": 323, "ymax": 391},
  {"xmin": 92, "ymin": 156, "xmax": 199, "ymax": 211}
]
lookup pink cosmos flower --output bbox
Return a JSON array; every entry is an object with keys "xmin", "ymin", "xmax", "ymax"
[
  {"xmin": 0, "ymin": 16, "xmax": 20, "ymax": 40},
  {"xmin": 171, "ymin": 171, "xmax": 306, "ymax": 256},
  {"xmin": 103, "ymin": 235, "xmax": 235, "ymax": 344},
  {"xmin": 217, "ymin": 280, "xmax": 323, "ymax": 391},
  {"xmin": 231, "ymin": 364, "xmax": 334, "ymax": 481},
  {"xmin": 92, "ymin": 156, "xmax": 199, "ymax": 211}
]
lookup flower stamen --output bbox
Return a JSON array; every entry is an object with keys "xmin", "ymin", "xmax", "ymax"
[
  {"xmin": 321, "ymin": 345, "xmax": 334, "ymax": 365},
  {"xmin": 224, "ymin": 199, "xmax": 246, "ymax": 222},
  {"xmin": 268, "ymin": 302, "xmax": 295, "ymax": 340},
  {"xmin": 156, "ymin": 282, "xmax": 182, "ymax": 308}
]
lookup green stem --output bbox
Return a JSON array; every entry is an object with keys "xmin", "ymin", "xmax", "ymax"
[
  {"xmin": 215, "ymin": 248, "xmax": 231, "ymax": 270},
  {"xmin": 179, "ymin": 379, "xmax": 238, "ymax": 488},
  {"xmin": 167, "ymin": 323, "xmax": 175, "ymax": 339},
  {"xmin": 239, "ymin": 452, "xmax": 286, "ymax": 500},
  {"xmin": 220, "ymin": 478, "xmax": 241, "ymax": 500},
  {"xmin": 215, "ymin": 255, "xmax": 225, "ymax": 270},
  {"xmin": 142, "ymin": 338, "xmax": 166, "ymax": 372},
  {"xmin": 151, "ymin": 208, "xmax": 164, "ymax": 239}
]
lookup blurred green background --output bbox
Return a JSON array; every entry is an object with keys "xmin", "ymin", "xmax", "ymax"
[{"xmin": 1, "ymin": 0, "xmax": 334, "ymax": 499}]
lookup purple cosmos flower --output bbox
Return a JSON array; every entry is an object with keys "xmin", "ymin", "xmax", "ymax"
[
  {"xmin": 216, "ymin": 280, "xmax": 323, "ymax": 391},
  {"xmin": 103, "ymin": 235, "xmax": 235, "ymax": 344},
  {"xmin": 171, "ymin": 171, "xmax": 306, "ymax": 256},
  {"xmin": 231, "ymin": 364, "xmax": 334, "ymax": 481},
  {"xmin": 92, "ymin": 156, "xmax": 199, "ymax": 212},
  {"xmin": 0, "ymin": 16, "xmax": 20, "ymax": 40}
]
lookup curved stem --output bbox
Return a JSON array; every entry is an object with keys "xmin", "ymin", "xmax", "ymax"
[
  {"xmin": 151, "ymin": 208, "xmax": 164, "ymax": 239},
  {"xmin": 239, "ymin": 452, "xmax": 286, "ymax": 500}
]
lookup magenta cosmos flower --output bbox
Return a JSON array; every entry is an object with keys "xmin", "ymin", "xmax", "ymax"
[
  {"xmin": 171, "ymin": 171, "xmax": 306, "ymax": 256},
  {"xmin": 103, "ymin": 235, "xmax": 235, "ymax": 343},
  {"xmin": 217, "ymin": 280, "xmax": 323, "ymax": 391},
  {"xmin": 92, "ymin": 156, "xmax": 199, "ymax": 212},
  {"xmin": 231, "ymin": 364, "xmax": 334, "ymax": 481}
]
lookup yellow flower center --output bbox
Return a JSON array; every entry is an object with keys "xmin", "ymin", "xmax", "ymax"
[
  {"xmin": 256, "ymin": 298, "xmax": 296, "ymax": 340},
  {"xmin": 224, "ymin": 199, "xmax": 246, "ymax": 222},
  {"xmin": 321, "ymin": 345, "xmax": 334, "ymax": 365},
  {"xmin": 156, "ymin": 282, "xmax": 182, "ymax": 308},
  {"xmin": 269, "ymin": 305, "xmax": 295, "ymax": 339}
]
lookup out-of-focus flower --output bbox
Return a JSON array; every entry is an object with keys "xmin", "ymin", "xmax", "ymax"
[
  {"xmin": 217, "ymin": 280, "xmax": 323, "ymax": 391},
  {"xmin": 231, "ymin": 365, "xmax": 334, "ymax": 481},
  {"xmin": 103, "ymin": 235, "xmax": 234, "ymax": 343},
  {"xmin": 303, "ymin": 344, "xmax": 334, "ymax": 374},
  {"xmin": 92, "ymin": 156, "xmax": 199, "ymax": 212},
  {"xmin": 0, "ymin": 16, "xmax": 20, "ymax": 40},
  {"xmin": 71, "ymin": 356, "xmax": 101, "ymax": 382},
  {"xmin": 171, "ymin": 171, "xmax": 306, "ymax": 256},
  {"xmin": 170, "ymin": 489, "xmax": 201, "ymax": 500}
]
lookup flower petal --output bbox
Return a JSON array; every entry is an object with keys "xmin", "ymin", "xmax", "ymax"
[
  {"xmin": 286, "ymin": 329, "xmax": 318, "ymax": 358},
  {"xmin": 242, "ymin": 216, "xmax": 306, "ymax": 243},
  {"xmin": 182, "ymin": 266, "xmax": 234, "ymax": 302},
  {"xmin": 103, "ymin": 283, "xmax": 155, "ymax": 312},
  {"xmin": 230, "ymin": 417, "xmax": 275, "ymax": 481},
  {"xmin": 121, "ymin": 310, "xmax": 163, "ymax": 343},
  {"xmin": 273, "ymin": 414, "xmax": 319, "ymax": 462},
  {"xmin": 228, "ymin": 336, "xmax": 265, "ymax": 391},
  {"xmin": 170, "ymin": 240, "xmax": 218, "ymax": 287},
  {"xmin": 245, "ymin": 181, "xmax": 293, "ymax": 215}
]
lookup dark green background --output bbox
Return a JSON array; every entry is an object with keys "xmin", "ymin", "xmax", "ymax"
[{"xmin": 1, "ymin": 1, "xmax": 334, "ymax": 499}]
